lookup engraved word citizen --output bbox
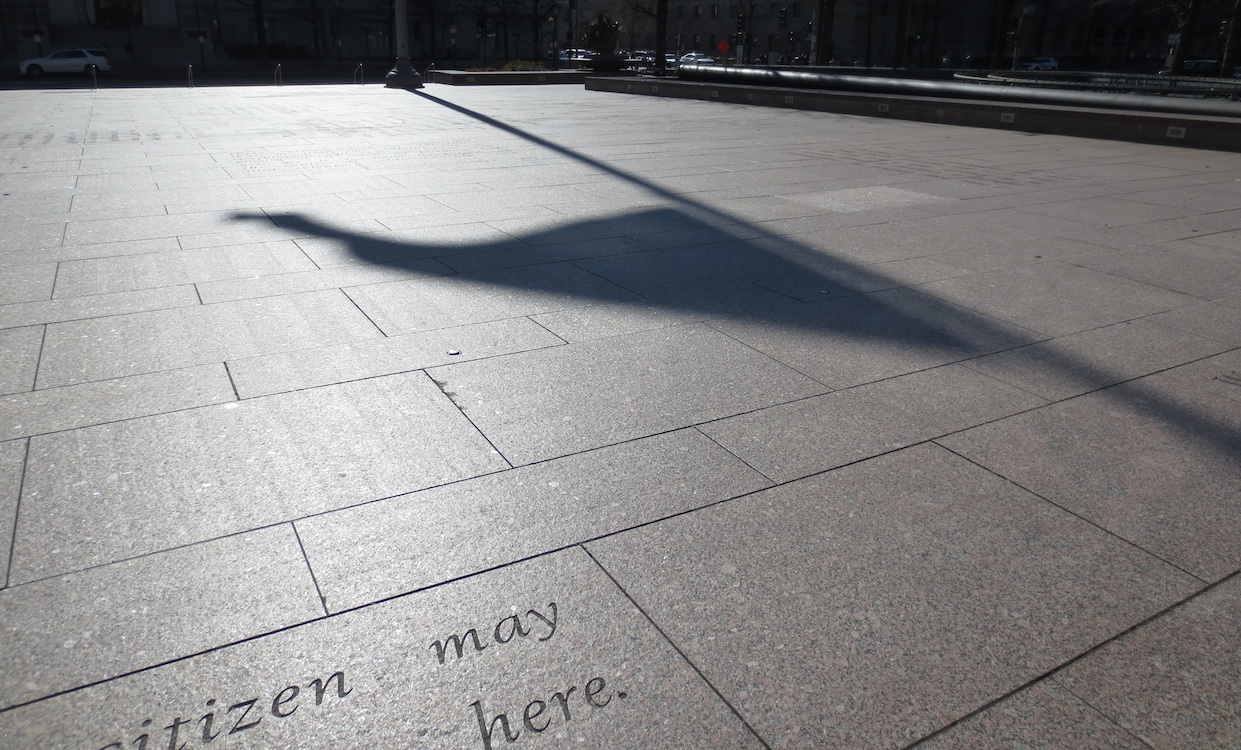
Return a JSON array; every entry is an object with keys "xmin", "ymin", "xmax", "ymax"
[{"xmin": 94, "ymin": 671, "xmax": 352, "ymax": 749}]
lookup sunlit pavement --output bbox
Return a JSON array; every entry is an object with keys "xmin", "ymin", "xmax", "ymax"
[{"xmin": 1, "ymin": 83, "xmax": 1238, "ymax": 749}]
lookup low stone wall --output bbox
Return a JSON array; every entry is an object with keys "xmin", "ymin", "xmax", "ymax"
[
  {"xmin": 427, "ymin": 70, "xmax": 588, "ymax": 85},
  {"xmin": 586, "ymin": 76, "xmax": 1241, "ymax": 152}
]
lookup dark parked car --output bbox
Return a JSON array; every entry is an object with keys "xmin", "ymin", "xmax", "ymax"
[
  {"xmin": 1158, "ymin": 59, "xmax": 1240, "ymax": 77},
  {"xmin": 1016, "ymin": 57, "xmax": 1058, "ymax": 71}
]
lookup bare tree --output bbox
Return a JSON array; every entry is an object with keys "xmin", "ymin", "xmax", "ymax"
[
  {"xmin": 1222, "ymin": 0, "xmax": 1241, "ymax": 73},
  {"xmin": 484, "ymin": 0, "xmax": 515, "ymax": 59},
  {"xmin": 813, "ymin": 0, "xmax": 838, "ymax": 64},
  {"xmin": 232, "ymin": 0, "xmax": 270, "ymax": 61},
  {"xmin": 529, "ymin": 0, "xmax": 559, "ymax": 59}
]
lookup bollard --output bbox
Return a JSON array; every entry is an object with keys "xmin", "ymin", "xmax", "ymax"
[
  {"xmin": 353, "ymin": 63, "xmax": 364, "ymax": 84},
  {"xmin": 274, "ymin": 63, "xmax": 283, "ymax": 86},
  {"xmin": 187, "ymin": 64, "xmax": 194, "ymax": 88},
  {"xmin": 90, "ymin": 66, "xmax": 98, "ymax": 90}
]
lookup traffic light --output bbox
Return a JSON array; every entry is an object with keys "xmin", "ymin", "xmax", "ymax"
[
  {"xmin": 778, "ymin": 7, "xmax": 788, "ymax": 29},
  {"xmin": 737, "ymin": 13, "xmax": 746, "ymax": 33}
]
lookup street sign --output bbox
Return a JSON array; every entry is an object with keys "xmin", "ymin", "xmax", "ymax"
[{"xmin": 718, "ymin": 39, "xmax": 730, "ymax": 54}]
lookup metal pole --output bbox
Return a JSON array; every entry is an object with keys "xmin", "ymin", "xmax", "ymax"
[{"xmin": 385, "ymin": 0, "xmax": 424, "ymax": 88}]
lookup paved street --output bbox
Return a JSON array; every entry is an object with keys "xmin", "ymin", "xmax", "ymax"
[{"xmin": 0, "ymin": 82, "xmax": 1239, "ymax": 749}]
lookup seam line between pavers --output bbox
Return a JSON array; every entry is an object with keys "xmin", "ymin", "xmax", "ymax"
[
  {"xmin": 32, "ymin": 322, "xmax": 48, "ymax": 392},
  {"xmin": 0, "ymin": 288, "xmax": 201, "ymax": 332},
  {"xmin": 339, "ymin": 287, "xmax": 390, "ymax": 337},
  {"xmin": 192, "ymin": 263, "xmax": 456, "ymax": 304},
  {"xmin": 700, "ymin": 317, "xmax": 834, "ymax": 391},
  {"xmin": 691, "ymin": 426, "xmax": 778, "ymax": 485},
  {"xmin": 30, "ymin": 322, "xmax": 49, "ymax": 391},
  {"xmin": 901, "ymin": 568, "xmax": 1239, "ymax": 750},
  {"xmin": 932, "ymin": 440, "xmax": 1212, "ymax": 585},
  {"xmin": 226, "ymin": 339, "xmax": 567, "ymax": 401},
  {"xmin": 222, "ymin": 360, "xmax": 242, "ymax": 401},
  {"xmin": 1040, "ymin": 688, "xmax": 1159, "ymax": 750},
  {"xmin": 524, "ymin": 315, "xmax": 570, "ymax": 346},
  {"xmin": 291, "ymin": 238, "xmax": 324, "ymax": 271},
  {"xmin": 421, "ymin": 369, "xmax": 514, "ymax": 470},
  {"xmin": 957, "ymin": 341, "xmax": 1241, "ymax": 404},
  {"xmin": 6, "ymin": 365, "xmax": 239, "ymax": 440},
  {"xmin": 49, "ymin": 261, "xmax": 62, "ymax": 301},
  {"xmin": 564, "ymin": 258, "xmax": 646, "ymax": 299},
  {"xmin": 3, "ymin": 438, "xmax": 31, "ymax": 589},
  {"xmin": 580, "ymin": 544, "xmax": 775, "ymax": 750},
  {"xmin": 291, "ymin": 521, "xmax": 330, "ymax": 616},
  {"xmin": 1054, "ymin": 258, "xmax": 1214, "ymax": 304}
]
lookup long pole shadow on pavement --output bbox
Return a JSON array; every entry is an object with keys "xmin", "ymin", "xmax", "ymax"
[{"xmin": 230, "ymin": 92, "xmax": 1239, "ymax": 530}]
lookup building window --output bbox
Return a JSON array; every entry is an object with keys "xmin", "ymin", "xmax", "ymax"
[
  {"xmin": 695, "ymin": 6, "xmax": 703, "ymax": 19},
  {"xmin": 93, "ymin": 0, "xmax": 142, "ymax": 27},
  {"xmin": 792, "ymin": 3, "xmax": 801, "ymax": 17},
  {"xmin": 677, "ymin": 6, "xmax": 684, "ymax": 18},
  {"xmin": 712, "ymin": 5, "xmax": 719, "ymax": 18}
]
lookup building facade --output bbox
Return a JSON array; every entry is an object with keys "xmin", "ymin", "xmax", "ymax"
[{"xmin": 0, "ymin": 0, "xmax": 1234, "ymax": 73}]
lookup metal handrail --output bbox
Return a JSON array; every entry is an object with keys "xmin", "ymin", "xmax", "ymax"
[
  {"xmin": 353, "ymin": 63, "xmax": 364, "ymax": 84},
  {"xmin": 274, "ymin": 63, "xmax": 283, "ymax": 86}
]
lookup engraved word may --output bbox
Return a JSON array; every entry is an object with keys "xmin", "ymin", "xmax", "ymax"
[{"xmin": 428, "ymin": 602, "xmax": 559, "ymax": 664}]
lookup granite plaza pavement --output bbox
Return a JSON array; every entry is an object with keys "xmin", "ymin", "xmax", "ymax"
[{"xmin": 0, "ymin": 82, "xmax": 1239, "ymax": 749}]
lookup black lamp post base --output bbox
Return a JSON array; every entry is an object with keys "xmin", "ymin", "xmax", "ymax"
[{"xmin": 385, "ymin": 59, "xmax": 424, "ymax": 89}]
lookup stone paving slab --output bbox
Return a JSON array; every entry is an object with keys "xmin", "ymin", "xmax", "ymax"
[
  {"xmin": 1056, "ymin": 576, "xmax": 1241, "ymax": 750},
  {"xmin": 0, "ymin": 284, "xmax": 199, "ymax": 331},
  {"xmin": 0, "ymin": 263, "xmax": 56, "ymax": 305},
  {"xmin": 940, "ymin": 375, "xmax": 1241, "ymax": 582},
  {"xmin": 36, "ymin": 289, "xmax": 382, "ymax": 387},
  {"xmin": 1, "ymin": 363, "xmax": 235, "ymax": 440},
  {"xmin": 700, "ymin": 364, "xmax": 1047, "ymax": 483},
  {"xmin": 429, "ymin": 323, "xmax": 826, "ymax": 466},
  {"xmin": 11, "ymin": 372, "xmax": 507, "ymax": 583},
  {"xmin": 0, "ymin": 525, "xmax": 323, "ymax": 709},
  {"xmin": 915, "ymin": 261, "xmax": 1201, "ymax": 338},
  {"xmin": 0, "ymin": 548, "xmax": 761, "ymax": 749},
  {"xmin": 709, "ymin": 287, "xmax": 1036, "ymax": 390},
  {"xmin": 298, "ymin": 429, "xmax": 771, "ymax": 612},
  {"xmin": 227, "ymin": 318, "xmax": 564, "ymax": 400},
  {"xmin": 0, "ymin": 326, "xmax": 42, "ymax": 395},
  {"xmin": 1, "ymin": 84, "xmax": 1239, "ymax": 749},
  {"xmin": 52, "ymin": 241, "xmax": 319, "ymax": 298},
  {"xmin": 344, "ymin": 262, "xmax": 639, "ymax": 336},
  {"xmin": 961, "ymin": 317, "xmax": 1230, "ymax": 401},
  {"xmin": 916, "ymin": 681, "xmax": 1148, "ymax": 750},
  {"xmin": 1146, "ymin": 295, "xmax": 1241, "ymax": 345},
  {"xmin": 0, "ymin": 439, "xmax": 22, "ymax": 583},
  {"xmin": 586, "ymin": 444, "xmax": 1200, "ymax": 750}
]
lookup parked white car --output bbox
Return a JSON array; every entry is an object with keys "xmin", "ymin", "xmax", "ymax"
[
  {"xmin": 679, "ymin": 52, "xmax": 716, "ymax": 65},
  {"xmin": 20, "ymin": 48, "xmax": 111, "ymax": 77}
]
